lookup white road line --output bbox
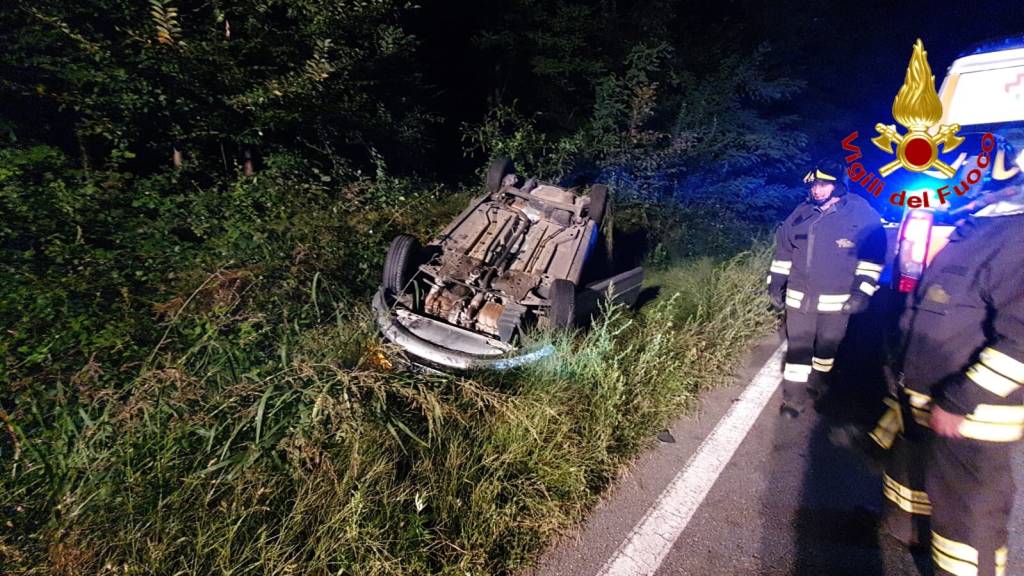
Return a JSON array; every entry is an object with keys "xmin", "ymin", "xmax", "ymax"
[{"xmin": 596, "ymin": 342, "xmax": 786, "ymax": 576}]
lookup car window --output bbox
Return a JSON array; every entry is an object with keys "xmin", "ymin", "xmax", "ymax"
[{"xmin": 945, "ymin": 65, "xmax": 1024, "ymax": 126}]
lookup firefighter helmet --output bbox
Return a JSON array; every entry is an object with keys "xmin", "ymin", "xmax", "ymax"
[{"xmin": 803, "ymin": 159, "xmax": 848, "ymax": 204}]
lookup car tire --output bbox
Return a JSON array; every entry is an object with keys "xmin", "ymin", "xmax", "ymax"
[
  {"xmin": 485, "ymin": 157, "xmax": 514, "ymax": 194},
  {"xmin": 549, "ymin": 278, "xmax": 576, "ymax": 329},
  {"xmin": 588, "ymin": 184, "xmax": 609, "ymax": 226},
  {"xmin": 383, "ymin": 234, "xmax": 421, "ymax": 297}
]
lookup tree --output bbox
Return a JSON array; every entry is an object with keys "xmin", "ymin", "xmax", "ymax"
[{"xmin": 0, "ymin": 0, "xmax": 432, "ymax": 175}]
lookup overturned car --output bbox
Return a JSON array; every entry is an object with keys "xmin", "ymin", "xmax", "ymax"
[{"xmin": 372, "ymin": 158, "xmax": 644, "ymax": 370}]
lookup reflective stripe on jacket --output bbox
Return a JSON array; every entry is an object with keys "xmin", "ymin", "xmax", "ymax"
[{"xmin": 769, "ymin": 193, "xmax": 886, "ymax": 312}]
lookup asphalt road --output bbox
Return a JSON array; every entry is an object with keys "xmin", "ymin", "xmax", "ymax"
[{"xmin": 527, "ymin": 302, "xmax": 1024, "ymax": 576}]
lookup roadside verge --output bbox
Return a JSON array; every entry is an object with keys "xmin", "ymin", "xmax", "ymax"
[{"xmin": 525, "ymin": 330, "xmax": 784, "ymax": 576}]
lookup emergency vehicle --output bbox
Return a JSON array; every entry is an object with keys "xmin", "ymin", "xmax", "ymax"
[{"xmin": 890, "ymin": 38, "xmax": 1024, "ymax": 291}]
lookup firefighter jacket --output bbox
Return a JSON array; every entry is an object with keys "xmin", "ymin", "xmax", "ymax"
[
  {"xmin": 898, "ymin": 213, "xmax": 1024, "ymax": 443},
  {"xmin": 768, "ymin": 193, "xmax": 886, "ymax": 313}
]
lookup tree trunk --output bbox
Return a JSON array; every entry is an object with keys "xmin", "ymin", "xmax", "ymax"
[{"xmin": 75, "ymin": 129, "xmax": 91, "ymax": 173}]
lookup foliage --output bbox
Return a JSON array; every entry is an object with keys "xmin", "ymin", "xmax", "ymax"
[
  {"xmin": 1, "ymin": 0, "xmax": 806, "ymax": 573},
  {"xmin": 0, "ymin": 145, "xmax": 447, "ymax": 388},
  {"xmin": 465, "ymin": 16, "xmax": 808, "ymax": 238},
  {"xmin": 1, "ymin": 250, "xmax": 775, "ymax": 575},
  {"xmin": 461, "ymin": 104, "xmax": 583, "ymax": 180},
  {"xmin": 1, "ymin": 0, "xmax": 431, "ymax": 173}
]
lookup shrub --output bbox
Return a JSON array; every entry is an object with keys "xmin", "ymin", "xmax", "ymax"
[{"xmin": 1, "ymin": 247, "xmax": 775, "ymax": 575}]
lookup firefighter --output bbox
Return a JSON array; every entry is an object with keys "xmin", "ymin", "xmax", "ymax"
[
  {"xmin": 768, "ymin": 159, "xmax": 887, "ymax": 418},
  {"xmin": 877, "ymin": 173, "xmax": 1024, "ymax": 576}
]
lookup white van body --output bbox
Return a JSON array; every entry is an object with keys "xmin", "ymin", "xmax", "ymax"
[{"xmin": 939, "ymin": 47, "xmax": 1024, "ymax": 127}]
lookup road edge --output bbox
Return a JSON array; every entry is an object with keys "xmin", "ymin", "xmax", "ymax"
[{"xmin": 524, "ymin": 329, "xmax": 785, "ymax": 576}]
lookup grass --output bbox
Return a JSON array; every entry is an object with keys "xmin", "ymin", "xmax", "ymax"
[{"xmin": 1, "ymin": 246, "xmax": 776, "ymax": 576}]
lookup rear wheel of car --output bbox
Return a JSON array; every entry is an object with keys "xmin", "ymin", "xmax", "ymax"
[
  {"xmin": 383, "ymin": 234, "xmax": 421, "ymax": 297},
  {"xmin": 485, "ymin": 157, "xmax": 514, "ymax": 194},
  {"xmin": 549, "ymin": 279, "xmax": 576, "ymax": 329},
  {"xmin": 587, "ymin": 184, "xmax": 609, "ymax": 226}
]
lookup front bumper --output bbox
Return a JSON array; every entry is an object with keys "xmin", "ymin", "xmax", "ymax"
[{"xmin": 371, "ymin": 289, "xmax": 555, "ymax": 370}]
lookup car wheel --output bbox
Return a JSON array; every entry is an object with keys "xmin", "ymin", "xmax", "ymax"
[
  {"xmin": 383, "ymin": 234, "xmax": 421, "ymax": 297},
  {"xmin": 587, "ymin": 184, "xmax": 609, "ymax": 226},
  {"xmin": 485, "ymin": 157, "xmax": 514, "ymax": 194},
  {"xmin": 549, "ymin": 278, "xmax": 576, "ymax": 329}
]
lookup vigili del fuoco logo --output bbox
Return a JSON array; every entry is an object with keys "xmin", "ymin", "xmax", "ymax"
[{"xmin": 840, "ymin": 39, "xmax": 996, "ymax": 208}]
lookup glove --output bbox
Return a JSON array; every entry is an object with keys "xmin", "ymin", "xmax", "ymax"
[
  {"xmin": 767, "ymin": 276, "xmax": 786, "ymax": 310},
  {"xmin": 842, "ymin": 292, "xmax": 870, "ymax": 314}
]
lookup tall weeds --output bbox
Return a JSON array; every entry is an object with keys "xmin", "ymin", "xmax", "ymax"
[{"xmin": 1, "ymin": 248, "xmax": 775, "ymax": 576}]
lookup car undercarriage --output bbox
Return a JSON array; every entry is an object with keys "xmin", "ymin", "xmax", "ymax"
[{"xmin": 373, "ymin": 158, "xmax": 644, "ymax": 370}]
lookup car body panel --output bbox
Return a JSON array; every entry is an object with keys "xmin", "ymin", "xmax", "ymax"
[{"xmin": 376, "ymin": 168, "xmax": 642, "ymax": 370}]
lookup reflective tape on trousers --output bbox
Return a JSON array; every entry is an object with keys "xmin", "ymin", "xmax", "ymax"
[
  {"xmin": 882, "ymin": 473, "xmax": 932, "ymax": 516},
  {"xmin": 783, "ymin": 363, "xmax": 812, "ymax": 383},
  {"xmin": 932, "ymin": 531, "xmax": 979, "ymax": 576}
]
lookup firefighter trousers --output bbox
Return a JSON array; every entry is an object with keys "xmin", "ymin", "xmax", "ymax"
[
  {"xmin": 782, "ymin": 309, "xmax": 850, "ymax": 410},
  {"xmin": 880, "ymin": 407, "xmax": 1014, "ymax": 576}
]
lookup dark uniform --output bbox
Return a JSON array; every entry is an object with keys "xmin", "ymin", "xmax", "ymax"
[
  {"xmin": 769, "ymin": 171, "xmax": 886, "ymax": 413},
  {"xmin": 876, "ymin": 213, "xmax": 1024, "ymax": 576}
]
